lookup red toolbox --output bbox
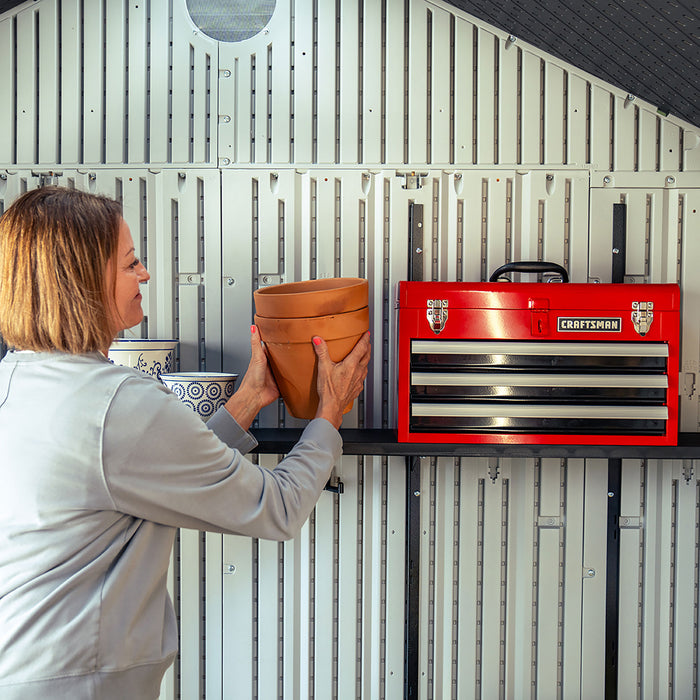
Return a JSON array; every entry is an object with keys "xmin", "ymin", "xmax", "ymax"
[{"xmin": 397, "ymin": 267, "xmax": 680, "ymax": 445}]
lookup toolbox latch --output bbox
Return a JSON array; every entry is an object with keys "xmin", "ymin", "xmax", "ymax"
[
  {"xmin": 427, "ymin": 299, "xmax": 448, "ymax": 334},
  {"xmin": 631, "ymin": 301, "xmax": 654, "ymax": 336}
]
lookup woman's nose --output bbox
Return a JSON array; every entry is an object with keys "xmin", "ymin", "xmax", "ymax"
[{"xmin": 139, "ymin": 264, "xmax": 150, "ymax": 282}]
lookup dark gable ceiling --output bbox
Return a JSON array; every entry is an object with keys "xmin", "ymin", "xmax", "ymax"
[
  {"xmin": 1, "ymin": 0, "xmax": 698, "ymax": 128},
  {"xmin": 445, "ymin": 0, "xmax": 700, "ymax": 128}
]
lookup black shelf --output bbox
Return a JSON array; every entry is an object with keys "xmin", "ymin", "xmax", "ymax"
[{"xmin": 250, "ymin": 429, "xmax": 700, "ymax": 458}]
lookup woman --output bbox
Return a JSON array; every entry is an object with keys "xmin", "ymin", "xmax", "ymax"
[{"xmin": 0, "ymin": 186, "xmax": 371, "ymax": 699}]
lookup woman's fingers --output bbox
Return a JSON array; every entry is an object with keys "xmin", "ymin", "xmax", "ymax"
[{"xmin": 312, "ymin": 331, "xmax": 371, "ymax": 428}]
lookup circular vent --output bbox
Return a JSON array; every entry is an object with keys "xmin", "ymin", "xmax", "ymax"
[{"xmin": 186, "ymin": 0, "xmax": 276, "ymax": 43}]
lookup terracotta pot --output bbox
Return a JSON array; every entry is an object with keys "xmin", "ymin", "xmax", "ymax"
[
  {"xmin": 254, "ymin": 306, "xmax": 369, "ymax": 419},
  {"xmin": 254, "ymin": 277, "xmax": 368, "ymax": 319}
]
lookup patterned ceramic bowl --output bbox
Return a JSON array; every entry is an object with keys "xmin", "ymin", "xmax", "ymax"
[
  {"xmin": 108, "ymin": 339, "xmax": 178, "ymax": 379},
  {"xmin": 160, "ymin": 372, "xmax": 238, "ymax": 420}
]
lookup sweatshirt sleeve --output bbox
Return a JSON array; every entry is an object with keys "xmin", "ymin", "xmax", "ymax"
[{"xmin": 101, "ymin": 374, "xmax": 341, "ymax": 540}]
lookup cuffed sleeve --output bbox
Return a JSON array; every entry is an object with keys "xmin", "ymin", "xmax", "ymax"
[
  {"xmin": 206, "ymin": 405, "xmax": 258, "ymax": 454},
  {"xmin": 101, "ymin": 375, "xmax": 340, "ymax": 540}
]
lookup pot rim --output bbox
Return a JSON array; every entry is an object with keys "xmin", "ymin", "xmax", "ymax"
[
  {"xmin": 254, "ymin": 306, "xmax": 369, "ymax": 343},
  {"xmin": 254, "ymin": 277, "xmax": 366, "ymax": 298},
  {"xmin": 110, "ymin": 339, "xmax": 178, "ymax": 348},
  {"xmin": 160, "ymin": 372, "xmax": 239, "ymax": 381}
]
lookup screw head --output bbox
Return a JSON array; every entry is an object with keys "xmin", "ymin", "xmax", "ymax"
[
  {"xmin": 603, "ymin": 176, "xmax": 611, "ymax": 184},
  {"xmin": 666, "ymin": 175, "xmax": 675, "ymax": 184}
]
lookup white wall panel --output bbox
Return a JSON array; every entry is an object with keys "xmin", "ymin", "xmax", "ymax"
[
  {"xmin": 617, "ymin": 459, "xmax": 700, "ymax": 699},
  {"xmin": 422, "ymin": 457, "xmax": 590, "ymax": 699},
  {"xmin": 3, "ymin": 0, "xmax": 700, "ymax": 170},
  {"xmin": 0, "ymin": 0, "xmax": 216, "ymax": 167},
  {"xmin": 1, "ymin": 0, "xmax": 700, "ymax": 699}
]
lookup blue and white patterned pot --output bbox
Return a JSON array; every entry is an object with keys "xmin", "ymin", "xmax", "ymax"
[
  {"xmin": 108, "ymin": 339, "xmax": 178, "ymax": 379},
  {"xmin": 160, "ymin": 372, "xmax": 238, "ymax": 420}
]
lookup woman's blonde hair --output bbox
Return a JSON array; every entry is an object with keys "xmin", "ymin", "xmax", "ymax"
[{"xmin": 0, "ymin": 186, "xmax": 123, "ymax": 353}]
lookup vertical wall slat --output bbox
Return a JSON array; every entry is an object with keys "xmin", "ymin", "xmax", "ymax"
[
  {"xmin": 497, "ymin": 37, "xmax": 518, "ymax": 165},
  {"xmin": 475, "ymin": 29, "xmax": 495, "ymax": 165},
  {"xmin": 407, "ymin": 2, "xmax": 428, "ymax": 164},
  {"xmin": 456, "ymin": 460, "xmax": 488, "ymax": 696},
  {"xmin": 82, "ymin": 1, "xmax": 104, "ymax": 164},
  {"xmin": 383, "ymin": 0, "xmax": 405, "ymax": 164},
  {"xmin": 60, "ymin": 0, "xmax": 82, "ymax": 163},
  {"xmin": 622, "ymin": 189, "xmax": 649, "ymax": 277},
  {"xmin": 292, "ymin": 0, "xmax": 314, "ymax": 163},
  {"xmin": 567, "ymin": 174, "xmax": 591, "ymax": 282},
  {"xmin": 221, "ymin": 170, "xmax": 255, "ymax": 385},
  {"xmin": 430, "ymin": 7, "xmax": 452, "ymax": 165},
  {"xmin": 613, "ymin": 95, "xmax": 637, "ymax": 171},
  {"xmin": 432, "ymin": 458, "xmax": 456, "ymax": 698},
  {"xmin": 659, "ymin": 121, "xmax": 681, "ymax": 172},
  {"xmin": 385, "ymin": 459, "xmax": 406, "ymax": 696},
  {"xmin": 314, "ymin": 174, "xmax": 337, "ymax": 274},
  {"xmin": 338, "ymin": 0, "xmax": 359, "ymax": 165},
  {"xmin": 0, "ymin": 17, "xmax": 14, "ymax": 163},
  {"xmin": 149, "ymin": 0, "xmax": 171, "ymax": 164},
  {"xmin": 520, "ymin": 51, "xmax": 542, "ymax": 165},
  {"xmin": 590, "ymin": 86, "xmax": 613, "ymax": 172},
  {"xmin": 127, "ymin": 0, "xmax": 147, "ymax": 163},
  {"xmin": 579, "ymin": 459, "xmax": 608, "ymax": 700},
  {"xmin": 222, "ymin": 536, "xmax": 255, "ymax": 698},
  {"xmin": 543, "ymin": 63, "xmax": 565, "ymax": 166},
  {"xmin": 179, "ymin": 529, "xmax": 203, "ymax": 700},
  {"xmin": 360, "ymin": 457, "xmax": 386, "ymax": 698},
  {"xmin": 313, "ymin": 494, "xmax": 336, "ymax": 697},
  {"xmin": 205, "ymin": 533, "xmax": 223, "ymax": 700},
  {"xmin": 567, "ymin": 74, "xmax": 588, "ymax": 166},
  {"xmin": 561, "ymin": 459, "xmax": 586, "ymax": 697},
  {"xmin": 15, "ymin": 8, "xmax": 37, "ymax": 165},
  {"xmin": 269, "ymin": 0, "xmax": 292, "ymax": 164},
  {"xmin": 360, "ymin": 0, "xmax": 383, "ymax": 165},
  {"xmin": 104, "ymin": 0, "xmax": 126, "ymax": 163},
  {"xmin": 680, "ymin": 189, "xmax": 700, "ymax": 432},
  {"xmin": 315, "ymin": 0, "xmax": 336, "ymax": 164},
  {"xmin": 535, "ymin": 459, "xmax": 563, "ymax": 697},
  {"xmin": 337, "ymin": 456, "xmax": 361, "ymax": 699},
  {"xmin": 252, "ymin": 37, "xmax": 268, "ymax": 165},
  {"xmin": 37, "ymin": 2, "xmax": 59, "ymax": 164},
  {"xmin": 453, "ymin": 15, "xmax": 474, "ymax": 166},
  {"xmin": 638, "ymin": 109, "xmax": 658, "ymax": 172},
  {"xmin": 256, "ymin": 537, "xmax": 280, "ymax": 699}
]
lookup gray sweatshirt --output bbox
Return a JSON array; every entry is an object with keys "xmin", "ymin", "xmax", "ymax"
[{"xmin": 0, "ymin": 350, "xmax": 341, "ymax": 699}]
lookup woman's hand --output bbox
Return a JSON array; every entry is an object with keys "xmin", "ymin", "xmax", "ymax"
[
  {"xmin": 223, "ymin": 325, "xmax": 280, "ymax": 430},
  {"xmin": 312, "ymin": 331, "xmax": 371, "ymax": 429}
]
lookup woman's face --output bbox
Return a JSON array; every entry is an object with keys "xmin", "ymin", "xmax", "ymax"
[{"xmin": 107, "ymin": 218, "xmax": 150, "ymax": 335}]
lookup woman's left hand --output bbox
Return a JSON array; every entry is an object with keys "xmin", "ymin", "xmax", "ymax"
[{"xmin": 223, "ymin": 325, "xmax": 280, "ymax": 430}]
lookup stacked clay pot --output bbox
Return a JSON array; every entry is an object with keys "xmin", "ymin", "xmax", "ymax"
[{"xmin": 253, "ymin": 278, "xmax": 369, "ymax": 419}]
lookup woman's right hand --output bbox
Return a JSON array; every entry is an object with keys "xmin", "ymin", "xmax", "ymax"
[{"xmin": 312, "ymin": 331, "xmax": 371, "ymax": 429}]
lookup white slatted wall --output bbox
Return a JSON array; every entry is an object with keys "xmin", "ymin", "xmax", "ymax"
[{"xmin": 1, "ymin": 0, "xmax": 699, "ymax": 698}]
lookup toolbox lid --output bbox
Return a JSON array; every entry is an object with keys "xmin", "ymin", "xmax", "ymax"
[{"xmin": 397, "ymin": 281, "xmax": 680, "ymax": 311}]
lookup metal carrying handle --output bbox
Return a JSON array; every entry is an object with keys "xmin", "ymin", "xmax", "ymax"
[{"xmin": 489, "ymin": 261, "xmax": 569, "ymax": 283}]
